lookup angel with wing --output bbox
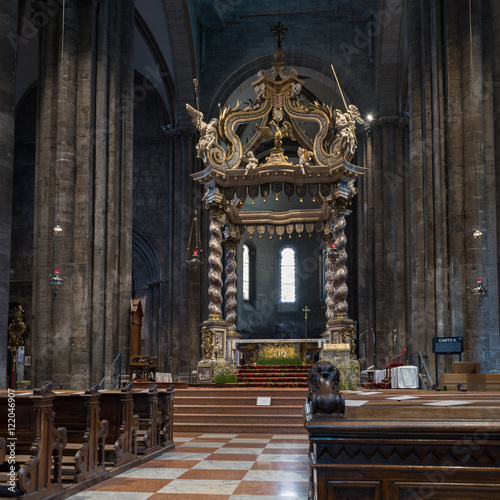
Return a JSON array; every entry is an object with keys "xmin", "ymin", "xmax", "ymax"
[
  {"xmin": 242, "ymin": 151, "xmax": 258, "ymax": 176},
  {"xmin": 334, "ymin": 104, "xmax": 364, "ymax": 155},
  {"xmin": 186, "ymin": 103, "xmax": 219, "ymax": 158},
  {"xmin": 297, "ymin": 147, "xmax": 312, "ymax": 175}
]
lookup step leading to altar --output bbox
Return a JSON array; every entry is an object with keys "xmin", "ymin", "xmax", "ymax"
[
  {"xmin": 237, "ymin": 364, "xmax": 310, "ymax": 388},
  {"xmin": 173, "ymin": 386, "xmax": 308, "ymax": 434}
]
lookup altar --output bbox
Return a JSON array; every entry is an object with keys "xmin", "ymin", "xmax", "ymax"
[{"xmin": 230, "ymin": 338, "xmax": 324, "ymax": 365}]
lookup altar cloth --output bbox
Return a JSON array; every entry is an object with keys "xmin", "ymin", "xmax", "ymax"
[{"xmin": 392, "ymin": 365, "xmax": 419, "ymax": 389}]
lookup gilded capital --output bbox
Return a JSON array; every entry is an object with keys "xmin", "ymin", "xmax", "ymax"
[
  {"xmin": 206, "ymin": 202, "xmax": 226, "ymax": 219},
  {"xmin": 333, "ymin": 198, "xmax": 349, "ymax": 213}
]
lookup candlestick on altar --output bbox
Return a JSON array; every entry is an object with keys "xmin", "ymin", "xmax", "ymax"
[{"xmin": 302, "ymin": 306, "xmax": 310, "ymax": 343}]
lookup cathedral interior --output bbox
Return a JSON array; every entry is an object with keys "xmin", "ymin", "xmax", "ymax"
[{"xmin": 2, "ymin": 0, "xmax": 500, "ymax": 390}]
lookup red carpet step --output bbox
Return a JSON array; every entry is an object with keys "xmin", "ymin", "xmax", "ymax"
[
  {"xmin": 237, "ymin": 364, "xmax": 312, "ymax": 388},
  {"xmin": 173, "ymin": 386, "xmax": 309, "ymax": 434}
]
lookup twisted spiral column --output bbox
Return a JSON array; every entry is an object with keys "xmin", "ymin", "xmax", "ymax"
[
  {"xmin": 207, "ymin": 204, "xmax": 224, "ymax": 320},
  {"xmin": 224, "ymin": 239, "xmax": 238, "ymax": 329},
  {"xmin": 324, "ymin": 234, "xmax": 336, "ymax": 322},
  {"xmin": 333, "ymin": 205, "xmax": 349, "ymax": 319}
]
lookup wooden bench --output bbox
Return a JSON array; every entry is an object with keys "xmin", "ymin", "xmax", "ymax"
[
  {"xmin": 0, "ymin": 383, "xmax": 67, "ymax": 500},
  {"xmin": 119, "ymin": 382, "xmax": 175, "ymax": 448},
  {"xmin": 304, "ymin": 390, "xmax": 500, "ymax": 499},
  {"xmin": 132, "ymin": 386, "xmax": 162, "ymax": 455},
  {"xmin": 157, "ymin": 384, "xmax": 175, "ymax": 447},
  {"xmin": 99, "ymin": 383, "xmax": 139, "ymax": 467},
  {"xmin": 53, "ymin": 384, "xmax": 109, "ymax": 483},
  {"xmin": 0, "ymin": 438, "xmax": 6, "ymax": 465}
]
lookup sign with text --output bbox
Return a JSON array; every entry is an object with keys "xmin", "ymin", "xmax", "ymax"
[
  {"xmin": 432, "ymin": 337, "xmax": 464, "ymax": 354},
  {"xmin": 257, "ymin": 397, "xmax": 271, "ymax": 406}
]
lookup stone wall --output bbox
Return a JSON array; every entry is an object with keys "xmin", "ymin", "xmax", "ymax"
[{"xmin": 236, "ymin": 226, "xmax": 357, "ymax": 340}]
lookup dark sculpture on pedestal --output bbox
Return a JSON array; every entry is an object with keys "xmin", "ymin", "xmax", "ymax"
[{"xmin": 307, "ymin": 361, "xmax": 345, "ymax": 417}]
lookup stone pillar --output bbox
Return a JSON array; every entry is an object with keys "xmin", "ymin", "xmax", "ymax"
[
  {"xmin": 406, "ymin": 0, "xmax": 443, "ymax": 375},
  {"xmin": 402, "ymin": 0, "xmax": 499, "ymax": 376},
  {"xmin": 458, "ymin": 0, "xmax": 499, "ymax": 370},
  {"xmin": 31, "ymin": 0, "xmax": 135, "ymax": 388},
  {"xmin": 356, "ymin": 126, "xmax": 376, "ymax": 367},
  {"xmin": 0, "ymin": 0, "xmax": 18, "ymax": 389},
  {"xmin": 32, "ymin": 0, "xmax": 79, "ymax": 388},
  {"xmin": 491, "ymin": 0, "xmax": 500, "ymax": 369},
  {"xmin": 359, "ymin": 117, "xmax": 409, "ymax": 365},
  {"xmin": 167, "ymin": 127, "xmax": 202, "ymax": 381}
]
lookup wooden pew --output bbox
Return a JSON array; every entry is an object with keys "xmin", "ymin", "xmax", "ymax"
[
  {"xmin": 0, "ymin": 438, "xmax": 6, "ymax": 465},
  {"xmin": 53, "ymin": 384, "xmax": 109, "ymax": 483},
  {"xmin": 132, "ymin": 386, "xmax": 162, "ymax": 455},
  {"xmin": 157, "ymin": 384, "xmax": 175, "ymax": 448},
  {"xmin": 119, "ymin": 382, "xmax": 175, "ymax": 449},
  {"xmin": 304, "ymin": 390, "xmax": 500, "ymax": 499},
  {"xmin": 99, "ymin": 382, "xmax": 139, "ymax": 467},
  {"xmin": 0, "ymin": 383, "xmax": 67, "ymax": 500}
]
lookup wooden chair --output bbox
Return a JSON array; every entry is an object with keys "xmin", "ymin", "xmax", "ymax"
[{"xmin": 384, "ymin": 348, "xmax": 408, "ymax": 383}]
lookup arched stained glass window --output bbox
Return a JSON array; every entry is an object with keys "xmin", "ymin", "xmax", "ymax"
[
  {"xmin": 242, "ymin": 244, "xmax": 250, "ymax": 301},
  {"xmin": 280, "ymin": 246, "xmax": 296, "ymax": 303}
]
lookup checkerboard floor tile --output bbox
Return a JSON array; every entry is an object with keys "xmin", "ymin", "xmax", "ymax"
[{"xmin": 67, "ymin": 433, "xmax": 309, "ymax": 500}]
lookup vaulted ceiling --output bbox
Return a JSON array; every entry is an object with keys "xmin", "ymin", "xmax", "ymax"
[{"xmin": 16, "ymin": 0, "xmax": 406, "ymax": 127}]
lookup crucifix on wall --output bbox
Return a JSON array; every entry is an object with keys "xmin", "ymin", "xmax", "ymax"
[{"xmin": 302, "ymin": 306, "xmax": 310, "ymax": 342}]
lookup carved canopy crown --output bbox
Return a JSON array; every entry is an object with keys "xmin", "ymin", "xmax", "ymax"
[{"xmin": 188, "ymin": 53, "xmax": 366, "ymax": 226}]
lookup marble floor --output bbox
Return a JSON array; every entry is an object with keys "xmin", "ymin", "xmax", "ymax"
[{"xmin": 68, "ymin": 432, "xmax": 310, "ymax": 500}]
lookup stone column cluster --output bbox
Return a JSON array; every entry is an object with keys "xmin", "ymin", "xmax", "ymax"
[
  {"xmin": 356, "ymin": 117, "xmax": 408, "ymax": 367},
  {"xmin": 31, "ymin": 0, "xmax": 135, "ymax": 388},
  {"xmin": 0, "ymin": 0, "xmax": 18, "ymax": 389},
  {"xmin": 357, "ymin": 0, "xmax": 500, "ymax": 372}
]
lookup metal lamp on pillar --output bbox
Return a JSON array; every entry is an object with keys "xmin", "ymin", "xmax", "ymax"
[
  {"xmin": 467, "ymin": 0, "xmax": 488, "ymax": 307},
  {"xmin": 48, "ymin": 0, "xmax": 67, "ymax": 296},
  {"xmin": 49, "ymin": 195, "xmax": 64, "ymax": 295},
  {"xmin": 186, "ymin": 210, "xmax": 202, "ymax": 270}
]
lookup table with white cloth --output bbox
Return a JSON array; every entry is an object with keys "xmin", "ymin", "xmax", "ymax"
[
  {"xmin": 373, "ymin": 369, "xmax": 386, "ymax": 383},
  {"xmin": 155, "ymin": 372, "xmax": 172, "ymax": 383},
  {"xmin": 391, "ymin": 365, "xmax": 419, "ymax": 388}
]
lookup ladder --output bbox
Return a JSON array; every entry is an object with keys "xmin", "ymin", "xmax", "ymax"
[{"xmin": 410, "ymin": 352, "xmax": 433, "ymax": 390}]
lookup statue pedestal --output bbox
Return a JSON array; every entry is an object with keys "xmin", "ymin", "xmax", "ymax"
[
  {"xmin": 197, "ymin": 320, "xmax": 231, "ymax": 383},
  {"xmin": 325, "ymin": 318, "xmax": 356, "ymax": 344},
  {"xmin": 321, "ymin": 343, "xmax": 361, "ymax": 390},
  {"xmin": 321, "ymin": 343, "xmax": 351, "ymax": 365},
  {"xmin": 197, "ymin": 360, "xmax": 215, "ymax": 383}
]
